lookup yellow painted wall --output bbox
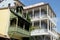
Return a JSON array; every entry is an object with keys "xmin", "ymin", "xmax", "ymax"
[{"xmin": 0, "ymin": 9, "xmax": 10, "ymax": 35}]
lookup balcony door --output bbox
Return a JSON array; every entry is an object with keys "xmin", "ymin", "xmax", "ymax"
[
  {"xmin": 41, "ymin": 9, "xmax": 47, "ymax": 18},
  {"xmin": 41, "ymin": 21, "xmax": 47, "ymax": 29}
]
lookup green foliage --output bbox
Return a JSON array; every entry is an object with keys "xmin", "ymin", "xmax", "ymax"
[
  {"xmin": 26, "ymin": 13, "xmax": 31, "ymax": 22},
  {"xmin": 29, "ymin": 26, "xmax": 35, "ymax": 31},
  {"xmin": 29, "ymin": 26, "xmax": 40, "ymax": 31}
]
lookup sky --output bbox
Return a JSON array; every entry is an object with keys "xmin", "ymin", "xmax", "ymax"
[{"xmin": 20, "ymin": 0, "xmax": 60, "ymax": 33}]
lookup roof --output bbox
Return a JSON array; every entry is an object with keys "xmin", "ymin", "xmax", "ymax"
[
  {"xmin": 14, "ymin": 0, "xmax": 25, "ymax": 6},
  {"xmin": 0, "ymin": 1, "xmax": 56, "ymax": 16},
  {"xmin": 0, "ymin": 0, "xmax": 25, "ymax": 9},
  {"xmin": 23, "ymin": 2, "xmax": 45, "ymax": 9},
  {"xmin": 23, "ymin": 2, "xmax": 56, "ymax": 17},
  {"xmin": 0, "ymin": 0, "xmax": 14, "ymax": 8}
]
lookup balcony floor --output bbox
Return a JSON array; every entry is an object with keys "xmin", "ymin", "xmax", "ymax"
[{"xmin": 8, "ymin": 26, "xmax": 30, "ymax": 38}]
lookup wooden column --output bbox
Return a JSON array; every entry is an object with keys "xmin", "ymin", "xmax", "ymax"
[
  {"xmin": 47, "ymin": 19, "xmax": 49, "ymax": 30},
  {"xmin": 39, "ymin": 7, "xmax": 41, "ymax": 28},
  {"xmin": 32, "ymin": 9, "xmax": 34, "ymax": 26},
  {"xmin": 47, "ymin": 5, "xmax": 49, "ymax": 30},
  {"xmin": 47, "ymin": 5, "xmax": 49, "ymax": 16},
  {"xmin": 51, "ymin": 36, "xmax": 53, "ymax": 40},
  {"xmin": 16, "ymin": 17, "xmax": 18, "ymax": 31}
]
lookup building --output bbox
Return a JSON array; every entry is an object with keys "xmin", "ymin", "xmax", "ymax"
[
  {"xmin": 23, "ymin": 2, "xmax": 59, "ymax": 40},
  {"xmin": 0, "ymin": 0, "xmax": 59, "ymax": 40},
  {"xmin": 0, "ymin": 0, "xmax": 31, "ymax": 40},
  {"xmin": 57, "ymin": 33, "xmax": 60, "ymax": 40}
]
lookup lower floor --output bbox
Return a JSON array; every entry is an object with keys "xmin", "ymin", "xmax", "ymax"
[
  {"xmin": 0, "ymin": 37, "xmax": 9, "ymax": 40},
  {"xmin": 10, "ymin": 37, "xmax": 29, "ymax": 40},
  {"xmin": 0, "ymin": 35, "xmax": 58, "ymax": 40},
  {"xmin": 30, "ymin": 35, "xmax": 50, "ymax": 40},
  {"xmin": 0, "ymin": 37, "xmax": 29, "ymax": 40},
  {"xmin": 30, "ymin": 35, "xmax": 57, "ymax": 40}
]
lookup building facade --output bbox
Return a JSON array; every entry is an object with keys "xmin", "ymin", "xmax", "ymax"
[
  {"xmin": 23, "ymin": 2, "xmax": 59, "ymax": 40},
  {"xmin": 0, "ymin": 0, "xmax": 59, "ymax": 40},
  {"xmin": 0, "ymin": 0, "xmax": 30, "ymax": 40}
]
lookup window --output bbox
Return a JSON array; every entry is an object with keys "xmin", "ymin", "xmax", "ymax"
[
  {"xmin": 41, "ymin": 9, "xmax": 47, "ymax": 16},
  {"xmin": 28, "ymin": 11, "xmax": 33, "ymax": 18},
  {"xmin": 34, "ymin": 10, "xmax": 39, "ymax": 18},
  {"xmin": 34, "ymin": 21, "xmax": 40, "ymax": 27},
  {"xmin": 23, "ymin": 12, "xmax": 26, "ymax": 18},
  {"xmin": 10, "ymin": 18, "xmax": 16, "ymax": 26},
  {"xmin": 41, "ymin": 21, "xmax": 47, "ymax": 29}
]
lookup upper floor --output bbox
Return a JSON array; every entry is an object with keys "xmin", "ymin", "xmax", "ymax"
[
  {"xmin": 23, "ymin": 2, "xmax": 58, "ymax": 38},
  {"xmin": 23, "ymin": 2, "xmax": 56, "ymax": 27}
]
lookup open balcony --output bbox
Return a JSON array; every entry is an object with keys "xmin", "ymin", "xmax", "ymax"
[
  {"xmin": 48, "ymin": 29, "xmax": 59, "ymax": 38},
  {"xmin": 8, "ymin": 26, "xmax": 30, "ymax": 37},
  {"xmin": 30, "ymin": 20, "xmax": 47, "ymax": 31},
  {"xmin": 30, "ymin": 20, "xmax": 48, "ymax": 36},
  {"xmin": 10, "ymin": 8, "xmax": 28, "ymax": 21},
  {"xmin": 8, "ymin": 17, "xmax": 30, "ymax": 38},
  {"xmin": 9, "ymin": 7, "xmax": 31, "ymax": 38},
  {"xmin": 30, "ymin": 20, "xmax": 58, "ymax": 38},
  {"xmin": 30, "ymin": 35, "xmax": 51, "ymax": 40},
  {"xmin": 31, "ymin": 27, "xmax": 58, "ymax": 38}
]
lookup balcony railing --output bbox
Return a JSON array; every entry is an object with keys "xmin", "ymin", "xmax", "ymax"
[
  {"xmin": 8, "ymin": 26, "xmax": 30, "ymax": 37},
  {"xmin": 30, "ymin": 26, "xmax": 47, "ymax": 31},
  {"xmin": 10, "ymin": 8, "xmax": 22, "ymax": 19},
  {"xmin": 51, "ymin": 29, "xmax": 58, "ymax": 35},
  {"xmin": 30, "ymin": 26, "xmax": 40, "ymax": 31},
  {"xmin": 48, "ymin": 29, "xmax": 59, "ymax": 38},
  {"xmin": 41, "ymin": 14, "xmax": 47, "ymax": 18},
  {"xmin": 31, "ymin": 28, "xmax": 48, "ymax": 36}
]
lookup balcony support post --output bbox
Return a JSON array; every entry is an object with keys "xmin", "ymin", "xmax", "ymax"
[
  {"xmin": 39, "ymin": 7, "xmax": 41, "ymax": 18},
  {"xmin": 16, "ymin": 17, "xmax": 18, "ymax": 31},
  {"xmin": 51, "ymin": 36, "xmax": 53, "ymax": 40},
  {"xmin": 32, "ymin": 9, "xmax": 34, "ymax": 26},
  {"xmin": 22, "ymin": 10, "xmax": 23, "ymax": 17},
  {"xmin": 23, "ymin": 25, "xmax": 25, "ymax": 29},
  {"xmin": 40, "ymin": 19, "xmax": 41, "ymax": 29},
  {"xmin": 33, "ymin": 37, "xmax": 36, "ymax": 40},
  {"xmin": 50, "ymin": 9, "xmax": 52, "ymax": 18},
  {"xmin": 32, "ymin": 9, "xmax": 34, "ymax": 18},
  {"xmin": 50, "ymin": 21, "xmax": 51, "ymax": 30},
  {"xmin": 47, "ymin": 5, "xmax": 49, "ymax": 30},
  {"xmin": 26, "ymin": 10, "xmax": 28, "ymax": 19},
  {"xmin": 52, "ymin": 12, "xmax": 53, "ymax": 18},
  {"xmin": 32, "ymin": 22, "xmax": 34, "ymax": 27},
  {"xmin": 47, "ymin": 5, "xmax": 49, "ymax": 17},
  {"xmin": 49, "ymin": 8, "xmax": 52, "ymax": 17},
  {"xmin": 47, "ymin": 19, "xmax": 49, "ymax": 30},
  {"xmin": 39, "ymin": 7, "xmax": 41, "ymax": 28},
  {"xmin": 44, "ymin": 36, "xmax": 45, "ymax": 40}
]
